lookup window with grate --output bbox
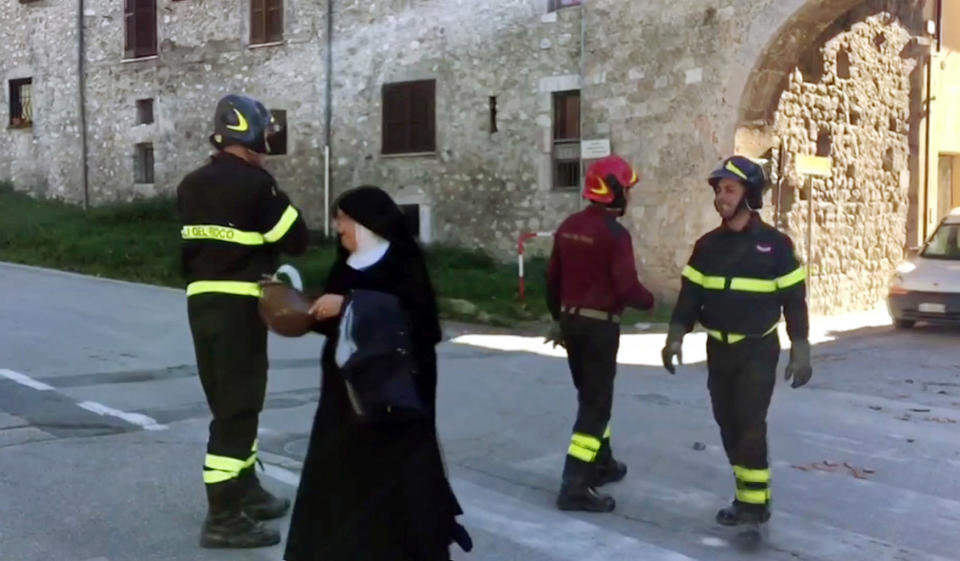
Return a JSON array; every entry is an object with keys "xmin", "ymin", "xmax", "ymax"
[
  {"xmin": 124, "ymin": 0, "xmax": 157, "ymax": 59},
  {"xmin": 548, "ymin": 0, "xmax": 581, "ymax": 12},
  {"xmin": 552, "ymin": 90, "xmax": 580, "ymax": 189},
  {"xmin": 9, "ymin": 78, "xmax": 32, "ymax": 129},
  {"xmin": 134, "ymin": 143, "xmax": 155, "ymax": 183},
  {"xmin": 268, "ymin": 109, "xmax": 287, "ymax": 155},
  {"xmin": 136, "ymin": 98, "xmax": 154, "ymax": 124},
  {"xmin": 382, "ymin": 80, "xmax": 436, "ymax": 155},
  {"xmin": 251, "ymin": 0, "xmax": 283, "ymax": 45}
]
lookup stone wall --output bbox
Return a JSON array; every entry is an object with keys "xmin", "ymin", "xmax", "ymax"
[
  {"xmin": 773, "ymin": 11, "xmax": 919, "ymax": 315},
  {"xmin": 0, "ymin": 0, "xmax": 82, "ymax": 200},
  {"xmin": 0, "ymin": 0, "xmax": 929, "ymax": 314}
]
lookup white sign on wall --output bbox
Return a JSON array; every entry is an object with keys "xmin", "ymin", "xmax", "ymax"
[{"xmin": 581, "ymin": 139, "xmax": 611, "ymax": 160}]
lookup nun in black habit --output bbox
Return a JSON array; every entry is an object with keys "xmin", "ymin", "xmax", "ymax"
[{"xmin": 284, "ymin": 186, "xmax": 471, "ymax": 561}]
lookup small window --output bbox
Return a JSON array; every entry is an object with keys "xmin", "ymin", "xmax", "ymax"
[
  {"xmin": 268, "ymin": 109, "xmax": 287, "ymax": 155},
  {"xmin": 552, "ymin": 90, "xmax": 580, "ymax": 189},
  {"xmin": 134, "ymin": 143, "xmax": 154, "ymax": 183},
  {"xmin": 136, "ymin": 98, "xmax": 154, "ymax": 124},
  {"xmin": 9, "ymin": 78, "xmax": 32, "ymax": 129},
  {"xmin": 251, "ymin": 0, "xmax": 283, "ymax": 45},
  {"xmin": 399, "ymin": 204, "xmax": 421, "ymax": 239},
  {"xmin": 548, "ymin": 0, "xmax": 581, "ymax": 11},
  {"xmin": 382, "ymin": 80, "xmax": 436, "ymax": 155},
  {"xmin": 124, "ymin": 0, "xmax": 157, "ymax": 59},
  {"xmin": 489, "ymin": 96, "xmax": 498, "ymax": 134}
]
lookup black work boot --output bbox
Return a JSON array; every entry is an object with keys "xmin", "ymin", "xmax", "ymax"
[
  {"xmin": 591, "ymin": 458, "xmax": 627, "ymax": 487},
  {"xmin": 556, "ymin": 479, "xmax": 616, "ymax": 512},
  {"xmin": 715, "ymin": 501, "xmax": 770, "ymax": 526},
  {"xmin": 200, "ymin": 481, "xmax": 281, "ymax": 549},
  {"xmin": 238, "ymin": 468, "xmax": 290, "ymax": 521}
]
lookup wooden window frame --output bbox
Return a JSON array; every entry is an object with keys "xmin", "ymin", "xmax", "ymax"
[
  {"xmin": 382, "ymin": 80, "xmax": 436, "ymax": 156},
  {"xmin": 552, "ymin": 90, "xmax": 581, "ymax": 190},
  {"xmin": 124, "ymin": 0, "xmax": 157, "ymax": 59},
  {"xmin": 9, "ymin": 78, "xmax": 33, "ymax": 129},
  {"xmin": 251, "ymin": 0, "xmax": 284, "ymax": 45}
]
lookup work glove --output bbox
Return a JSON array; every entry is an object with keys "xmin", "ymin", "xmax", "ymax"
[
  {"xmin": 544, "ymin": 321, "xmax": 565, "ymax": 349},
  {"xmin": 661, "ymin": 324, "xmax": 685, "ymax": 375},
  {"xmin": 784, "ymin": 339, "xmax": 813, "ymax": 388}
]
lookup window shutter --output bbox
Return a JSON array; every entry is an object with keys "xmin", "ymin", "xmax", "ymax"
[
  {"xmin": 134, "ymin": 0, "xmax": 157, "ymax": 57},
  {"xmin": 124, "ymin": 0, "xmax": 136, "ymax": 58},
  {"xmin": 383, "ymin": 84, "xmax": 412, "ymax": 154},
  {"xmin": 251, "ymin": 0, "xmax": 266, "ymax": 44},
  {"xmin": 410, "ymin": 81, "xmax": 435, "ymax": 152},
  {"xmin": 266, "ymin": 0, "xmax": 283, "ymax": 43}
]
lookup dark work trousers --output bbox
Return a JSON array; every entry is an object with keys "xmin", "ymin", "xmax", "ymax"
[
  {"xmin": 188, "ymin": 294, "xmax": 268, "ymax": 503},
  {"xmin": 706, "ymin": 332, "xmax": 780, "ymax": 512},
  {"xmin": 560, "ymin": 314, "xmax": 620, "ymax": 483}
]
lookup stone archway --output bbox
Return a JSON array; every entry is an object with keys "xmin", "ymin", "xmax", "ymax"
[{"xmin": 734, "ymin": 0, "xmax": 927, "ymax": 315}]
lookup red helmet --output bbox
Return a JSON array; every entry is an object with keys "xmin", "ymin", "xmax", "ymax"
[{"xmin": 583, "ymin": 155, "xmax": 639, "ymax": 206}]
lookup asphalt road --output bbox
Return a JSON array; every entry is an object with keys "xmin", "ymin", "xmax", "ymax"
[{"xmin": 2, "ymin": 261, "xmax": 959, "ymax": 561}]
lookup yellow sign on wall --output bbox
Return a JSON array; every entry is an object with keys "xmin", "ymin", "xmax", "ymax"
[{"xmin": 795, "ymin": 154, "xmax": 833, "ymax": 177}]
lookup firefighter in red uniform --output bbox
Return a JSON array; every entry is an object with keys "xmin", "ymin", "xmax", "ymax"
[
  {"xmin": 661, "ymin": 155, "xmax": 812, "ymax": 527},
  {"xmin": 546, "ymin": 154, "xmax": 655, "ymax": 512}
]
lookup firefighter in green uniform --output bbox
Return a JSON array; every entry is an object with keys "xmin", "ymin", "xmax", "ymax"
[
  {"xmin": 177, "ymin": 94, "xmax": 309, "ymax": 548},
  {"xmin": 661, "ymin": 155, "xmax": 812, "ymax": 527}
]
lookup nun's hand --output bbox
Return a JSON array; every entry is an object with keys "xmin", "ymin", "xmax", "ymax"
[{"xmin": 310, "ymin": 294, "xmax": 345, "ymax": 320}]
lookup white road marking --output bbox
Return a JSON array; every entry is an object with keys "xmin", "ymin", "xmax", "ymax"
[
  {"xmin": 0, "ymin": 368, "xmax": 55, "ymax": 391},
  {"xmin": 77, "ymin": 401, "xmax": 168, "ymax": 431},
  {"xmin": 260, "ymin": 462, "xmax": 301, "ymax": 487}
]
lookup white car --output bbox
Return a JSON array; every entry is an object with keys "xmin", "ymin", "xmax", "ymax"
[{"xmin": 888, "ymin": 207, "xmax": 960, "ymax": 328}]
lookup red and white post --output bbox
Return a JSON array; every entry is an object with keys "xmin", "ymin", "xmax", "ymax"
[{"xmin": 517, "ymin": 232, "xmax": 553, "ymax": 301}]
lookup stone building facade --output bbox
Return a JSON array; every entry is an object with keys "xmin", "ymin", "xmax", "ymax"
[{"xmin": 0, "ymin": 0, "xmax": 941, "ymax": 314}]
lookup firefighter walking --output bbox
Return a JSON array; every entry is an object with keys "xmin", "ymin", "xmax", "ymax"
[
  {"xmin": 177, "ymin": 94, "xmax": 309, "ymax": 548},
  {"xmin": 546, "ymin": 154, "xmax": 655, "ymax": 512},
  {"xmin": 661, "ymin": 155, "xmax": 812, "ymax": 527}
]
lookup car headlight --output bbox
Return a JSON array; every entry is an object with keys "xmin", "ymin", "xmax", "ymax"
[{"xmin": 896, "ymin": 261, "xmax": 917, "ymax": 274}]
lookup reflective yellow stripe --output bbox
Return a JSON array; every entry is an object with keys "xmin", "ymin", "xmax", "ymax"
[
  {"xmin": 734, "ymin": 466, "xmax": 771, "ymax": 484},
  {"xmin": 205, "ymin": 454, "xmax": 246, "ymax": 473},
  {"xmin": 568, "ymin": 443, "xmax": 598, "ymax": 462},
  {"xmin": 569, "ymin": 432, "xmax": 601, "ymax": 462},
  {"xmin": 682, "ymin": 265, "xmax": 703, "ymax": 285},
  {"xmin": 571, "ymin": 433, "xmax": 601, "ymax": 452},
  {"xmin": 729, "ymin": 277, "xmax": 778, "ymax": 293},
  {"xmin": 203, "ymin": 470, "xmax": 236, "ymax": 484},
  {"xmin": 251, "ymin": 438, "xmax": 258, "ymax": 453},
  {"xmin": 726, "ymin": 160, "xmax": 748, "ymax": 180},
  {"xmin": 181, "ymin": 225, "xmax": 264, "ymax": 246},
  {"xmin": 702, "ymin": 276, "xmax": 726, "ymax": 290},
  {"xmin": 736, "ymin": 488, "xmax": 768, "ymax": 505},
  {"xmin": 186, "ymin": 281, "xmax": 262, "ymax": 298},
  {"xmin": 243, "ymin": 451, "xmax": 257, "ymax": 469},
  {"xmin": 263, "ymin": 205, "xmax": 300, "ymax": 243},
  {"xmin": 777, "ymin": 266, "xmax": 806, "ymax": 289},
  {"xmin": 708, "ymin": 324, "xmax": 778, "ymax": 345},
  {"xmin": 684, "ymin": 266, "xmax": 726, "ymax": 289},
  {"xmin": 603, "ymin": 425, "xmax": 611, "ymax": 439}
]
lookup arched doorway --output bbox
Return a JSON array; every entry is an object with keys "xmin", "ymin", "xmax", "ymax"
[{"xmin": 735, "ymin": 0, "xmax": 927, "ymax": 315}]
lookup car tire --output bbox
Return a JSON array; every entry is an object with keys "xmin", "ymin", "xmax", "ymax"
[{"xmin": 894, "ymin": 319, "xmax": 916, "ymax": 329}]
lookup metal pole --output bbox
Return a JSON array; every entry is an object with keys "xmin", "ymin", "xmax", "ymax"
[
  {"xmin": 78, "ymin": 0, "xmax": 90, "ymax": 210},
  {"xmin": 324, "ymin": 144, "xmax": 330, "ymax": 237}
]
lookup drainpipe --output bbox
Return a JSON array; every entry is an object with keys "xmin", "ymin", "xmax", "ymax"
[
  {"xmin": 323, "ymin": 0, "xmax": 333, "ymax": 237},
  {"xmin": 922, "ymin": 0, "xmax": 942, "ymax": 240},
  {"xmin": 78, "ymin": 0, "xmax": 90, "ymax": 209},
  {"xmin": 576, "ymin": 0, "xmax": 585, "ymax": 211}
]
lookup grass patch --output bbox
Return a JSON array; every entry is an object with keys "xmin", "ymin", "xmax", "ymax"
[{"xmin": 0, "ymin": 188, "xmax": 670, "ymax": 327}]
